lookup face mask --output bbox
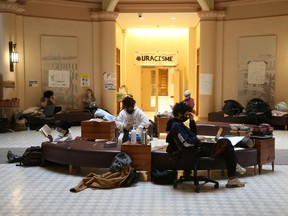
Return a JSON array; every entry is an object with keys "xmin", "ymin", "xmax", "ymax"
[
  {"xmin": 180, "ymin": 116, "xmax": 189, "ymax": 122},
  {"xmin": 126, "ymin": 109, "xmax": 134, "ymax": 114}
]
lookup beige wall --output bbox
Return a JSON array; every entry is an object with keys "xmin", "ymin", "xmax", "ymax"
[
  {"xmin": 221, "ymin": 15, "xmax": 288, "ymax": 111},
  {"xmin": 2, "ymin": 1, "xmax": 288, "ymax": 120},
  {"xmin": 22, "ymin": 17, "xmax": 93, "ymax": 109}
]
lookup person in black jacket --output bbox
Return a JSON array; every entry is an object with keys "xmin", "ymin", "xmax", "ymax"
[{"xmin": 166, "ymin": 102, "xmax": 245, "ymax": 188}]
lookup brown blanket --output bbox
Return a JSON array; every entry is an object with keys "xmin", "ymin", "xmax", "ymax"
[{"xmin": 70, "ymin": 165, "xmax": 132, "ymax": 193}]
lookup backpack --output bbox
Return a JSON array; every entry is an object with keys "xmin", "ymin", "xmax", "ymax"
[
  {"xmin": 222, "ymin": 100, "xmax": 244, "ymax": 116},
  {"xmin": 17, "ymin": 146, "xmax": 43, "ymax": 166},
  {"xmin": 151, "ymin": 169, "xmax": 178, "ymax": 185},
  {"xmin": 246, "ymin": 98, "xmax": 272, "ymax": 118},
  {"xmin": 120, "ymin": 167, "xmax": 140, "ymax": 187}
]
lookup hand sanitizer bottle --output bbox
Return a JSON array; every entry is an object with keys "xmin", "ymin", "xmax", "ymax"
[{"xmin": 130, "ymin": 126, "xmax": 137, "ymax": 144}]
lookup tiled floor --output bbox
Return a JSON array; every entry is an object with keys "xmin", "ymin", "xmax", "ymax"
[{"xmin": 1, "ymin": 127, "xmax": 288, "ymax": 215}]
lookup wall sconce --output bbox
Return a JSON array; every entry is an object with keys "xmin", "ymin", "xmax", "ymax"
[{"xmin": 9, "ymin": 41, "xmax": 19, "ymax": 72}]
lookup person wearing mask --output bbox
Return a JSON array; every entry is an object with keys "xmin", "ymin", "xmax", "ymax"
[
  {"xmin": 115, "ymin": 96, "xmax": 150, "ymax": 144},
  {"xmin": 165, "ymin": 102, "xmax": 245, "ymax": 188},
  {"xmin": 182, "ymin": 90, "xmax": 195, "ymax": 111}
]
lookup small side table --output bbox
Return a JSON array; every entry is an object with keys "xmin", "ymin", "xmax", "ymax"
[
  {"xmin": 252, "ymin": 137, "xmax": 275, "ymax": 174},
  {"xmin": 121, "ymin": 141, "xmax": 151, "ymax": 180},
  {"xmin": 81, "ymin": 120, "xmax": 116, "ymax": 141},
  {"xmin": 154, "ymin": 115, "xmax": 170, "ymax": 138}
]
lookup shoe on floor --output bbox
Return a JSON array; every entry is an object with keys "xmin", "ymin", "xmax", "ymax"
[
  {"xmin": 7, "ymin": 150, "xmax": 22, "ymax": 163},
  {"xmin": 236, "ymin": 163, "xmax": 246, "ymax": 175},
  {"xmin": 226, "ymin": 178, "xmax": 245, "ymax": 188}
]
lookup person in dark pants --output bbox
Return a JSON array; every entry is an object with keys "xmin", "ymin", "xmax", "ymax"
[
  {"xmin": 166, "ymin": 102, "xmax": 245, "ymax": 188},
  {"xmin": 40, "ymin": 90, "xmax": 62, "ymax": 114}
]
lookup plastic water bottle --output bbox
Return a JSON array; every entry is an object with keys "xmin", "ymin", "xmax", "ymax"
[{"xmin": 130, "ymin": 126, "xmax": 137, "ymax": 144}]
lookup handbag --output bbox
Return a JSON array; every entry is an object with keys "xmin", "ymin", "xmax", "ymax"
[{"xmin": 211, "ymin": 138, "xmax": 232, "ymax": 157}]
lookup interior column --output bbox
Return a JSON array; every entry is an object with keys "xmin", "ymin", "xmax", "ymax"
[
  {"xmin": 91, "ymin": 11, "xmax": 118, "ymax": 115},
  {"xmin": 197, "ymin": 11, "xmax": 225, "ymax": 121}
]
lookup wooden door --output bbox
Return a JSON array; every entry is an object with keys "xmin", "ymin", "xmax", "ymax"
[
  {"xmin": 141, "ymin": 68, "xmax": 154, "ymax": 111},
  {"xmin": 141, "ymin": 68, "xmax": 168, "ymax": 112}
]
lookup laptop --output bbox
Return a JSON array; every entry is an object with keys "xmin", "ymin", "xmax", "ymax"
[
  {"xmin": 202, "ymin": 127, "xmax": 223, "ymax": 143},
  {"xmin": 42, "ymin": 105, "xmax": 55, "ymax": 117}
]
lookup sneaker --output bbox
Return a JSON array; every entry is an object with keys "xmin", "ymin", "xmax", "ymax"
[
  {"xmin": 236, "ymin": 163, "xmax": 246, "ymax": 175},
  {"xmin": 7, "ymin": 150, "xmax": 21, "ymax": 163},
  {"xmin": 226, "ymin": 178, "xmax": 245, "ymax": 188}
]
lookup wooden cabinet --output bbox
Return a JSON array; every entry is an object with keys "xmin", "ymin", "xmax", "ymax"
[
  {"xmin": 121, "ymin": 142, "xmax": 151, "ymax": 179},
  {"xmin": 154, "ymin": 115, "xmax": 170, "ymax": 138},
  {"xmin": 253, "ymin": 137, "xmax": 275, "ymax": 174},
  {"xmin": 81, "ymin": 120, "xmax": 116, "ymax": 141}
]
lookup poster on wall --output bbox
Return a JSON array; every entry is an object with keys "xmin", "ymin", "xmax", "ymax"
[
  {"xmin": 199, "ymin": 74, "xmax": 212, "ymax": 95},
  {"xmin": 48, "ymin": 70, "xmax": 70, "ymax": 87},
  {"xmin": 248, "ymin": 61, "xmax": 266, "ymax": 84},
  {"xmin": 28, "ymin": 80, "xmax": 38, "ymax": 87},
  {"xmin": 80, "ymin": 74, "xmax": 90, "ymax": 87},
  {"xmin": 103, "ymin": 72, "xmax": 116, "ymax": 90},
  {"xmin": 238, "ymin": 35, "xmax": 276, "ymax": 107},
  {"xmin": 41, "ymin": 35, "xmax": 78, "ymax": 109}
]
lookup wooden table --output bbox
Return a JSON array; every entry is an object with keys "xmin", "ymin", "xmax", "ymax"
[
  {"xmin": 252, "ymin": 137, "xmax": 275, "ymax": 174},
  {"xmin": 81, "ymin": 120, "xmax": 116, "ymax": 141},
  {"xmin": 121, "ymin": 141, "xmax": 151, "ymax": 180},
  {"xmin": 154, "ymin": 116, "xmax": 170, "ymax": 138}
]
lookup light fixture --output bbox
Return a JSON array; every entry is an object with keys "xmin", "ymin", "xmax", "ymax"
[{"xmin": 9, "ymin": 41, "xmax": 19, "ymax": 72}]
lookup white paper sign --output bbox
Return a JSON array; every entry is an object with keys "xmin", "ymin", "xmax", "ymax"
[
  {"xmin": 48, "ymin": 70, "xmax": 70, "ymax": 87},
  {"xmin": 200, "ymin": 74, "xmax": 212, "ymax": 95},
  {"xmin": 248, "ymin": 61, "xmax": 266, "ymax": 84}
]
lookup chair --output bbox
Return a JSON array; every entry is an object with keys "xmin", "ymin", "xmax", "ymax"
[
  {"xmin": 166, "ymin": 126, "xmax": 219, "ymax": 193},
  {"xmin": 173, "ymin": 157, "xmax": 219, "ymax": 193}
]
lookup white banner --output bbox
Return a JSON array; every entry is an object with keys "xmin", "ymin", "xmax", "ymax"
[{"xmin": 135, "ymin": 52, "xmax": 178, "ymax": 66}]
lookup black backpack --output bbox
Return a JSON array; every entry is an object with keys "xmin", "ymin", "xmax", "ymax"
[
  {"xmin": 222, "ymin": 100, "xmax": 244, "ymax": 116},
  {"xmin": 120, "ymin": 167, "xmax": 140, "ymax": 187},
  {"xmin": 151, "ymin": 169, "xmax": 178, "ymax": 185},
  {"xmin": 17, "ymin": 146, "xmax": 43, "ymax": 166},
  {"xmin": 246, "ymin": 98, "xmax": 272, "ymax": 118}
]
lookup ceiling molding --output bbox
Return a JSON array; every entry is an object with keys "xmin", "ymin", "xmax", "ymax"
[{"xmin": 115, "ymin": 3, "xmax": 201, "ymax": 13}]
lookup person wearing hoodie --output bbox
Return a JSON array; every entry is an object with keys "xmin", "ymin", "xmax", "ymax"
[
  {"xmin": 165, "ymin": 102, "xmax": 245, "ymax": 188},
  {"xmin": 115, "ymin": 96, "xmax": 150, "ymax": 144}
]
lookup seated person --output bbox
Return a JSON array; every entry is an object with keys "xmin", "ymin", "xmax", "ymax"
[
  {"xmin": 83, "ymin": 88, "xmax": 96, "ymax": 109},
  {"xmin": 40, "ymin": 90, "xmax": 62, "ymax": 114},
  {"xmin": 182, "ymin": 90, "xmax": 195, "ymax": 111},
  {"xmin": 166, "ymin": 102, "xmax": 245, "ymax": 188},
  {"xmin": 115, "ymin": 96, "xmax": 150, "ymax": 144},
  {"xmin": 47, "ymin": 120, "xmax": 73, "ymax": 142},
  {"xmin": 7, "ymin": 120, "xmax": 73, "ymax": 163}
]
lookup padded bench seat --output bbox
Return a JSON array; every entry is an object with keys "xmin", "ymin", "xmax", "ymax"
[
  {"xmin": 42, "ymin": 140, "xmax": 120, "ymax": 173},
  {"xmin": 151, "ymin": 148, "xmax": 258, "ymax": 175}
]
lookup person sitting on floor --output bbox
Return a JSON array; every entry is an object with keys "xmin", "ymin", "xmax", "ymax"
[
  {"xmin": 165, "ymin": 102, "xmax": 245, "ymax": 188},
  {"xmin": 7, "ymin": 120, "xmax": 73, "ymax": 163}
]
